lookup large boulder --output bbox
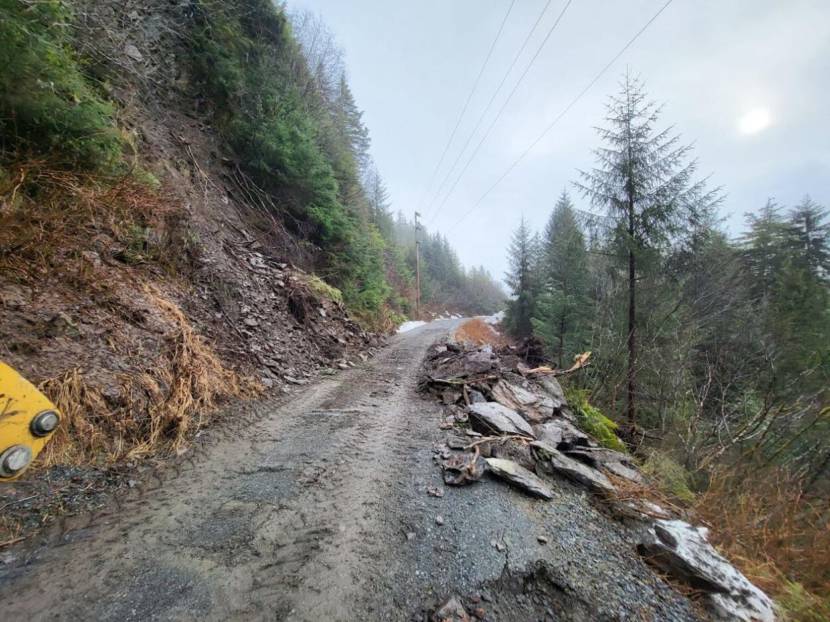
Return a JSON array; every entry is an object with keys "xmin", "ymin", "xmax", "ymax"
[
  {"xmin": 532, "ymin": 374, "xmax": 567, "ymax": 410},
  {"xmin": 431, "ymin": 347, "xmax": 498, "ymax": 380},
  {"xmin": 638, "ymin": 520, "xmax": 775, "ymax": 622},
  {"xmin": 468, "ymin": 402, "xmax": 535, "ymax": 438},
  {"xmin": 530, "ymin": 441, "xmax": 616, "ymax": 494}
]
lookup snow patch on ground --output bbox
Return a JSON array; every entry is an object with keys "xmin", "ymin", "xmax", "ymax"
[
  {"xmin": 483, "ymin": 311, "xmax": 505, "ymax": 325},
  {"xmin": 397, "ymin": 320, "xmax": 427, "ymax": 333}
]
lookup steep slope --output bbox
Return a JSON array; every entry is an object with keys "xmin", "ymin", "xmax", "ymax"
[{"xmin": 0, "ymin": 0, "xmax": 386, "ymax": 529}]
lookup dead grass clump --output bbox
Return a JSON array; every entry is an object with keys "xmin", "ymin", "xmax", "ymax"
[
  {"xmin": 38, "ymin": 289, "xmax": 258, "ymax": 465},
  {"xmin": 454, "ymin": 318, "xmax": 507, "ymax": 347},
  {"xmin": 0, "ymin": 160, "xmax": 184, "ymax": 285},
  {"xmin": 38, "ymin": 368, "xmax": 114, "ymax": 465},
  {"xmin": 135, "ymin": 285, "xmax": 255, "ymax": 456},
  {"xmin": 695, "ymin": 467, "xmax": 830, "ymax": 619}
]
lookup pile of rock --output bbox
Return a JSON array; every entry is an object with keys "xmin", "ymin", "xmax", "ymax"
[
  {"xmin": 421, "ymin": 342, "xmax": 640, "ymax": 498},
  {"xmin": 421, "ymin": 342, "xmax": 775, "ymax": 622}
]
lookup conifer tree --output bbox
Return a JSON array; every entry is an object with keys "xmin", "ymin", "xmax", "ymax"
[
  {"xmin": 532, "ymin": 190, "xmax": 590, "ymax": 367},
  {"xmin": 504, "ymin": 216, "xmax": 537, "ymax": 339},
  {"xmin": 788, "ymin": 196, "xmax": 830, "ymax": 279},
  {"xmin": 576, "ymin": 73, "xmax": 720, "ymax": 427}
]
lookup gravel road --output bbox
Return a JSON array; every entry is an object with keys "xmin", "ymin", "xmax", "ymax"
[{"xmin": 0, "ymin": 320, "xmax": 702, "ymax": 621}]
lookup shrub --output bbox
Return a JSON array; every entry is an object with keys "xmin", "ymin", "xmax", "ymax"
[
  {"xmin": 777, "ymin": 581, "xmax": 830, "ymax": 622},
  {"xmin": 695, "ymin": 467, "xmax": 830, "ymax": 620},
  {"xmin": 0, "ymin": 0, "xmax": 121, "ymax": 170},
  {"xmin": 642, "ymin": 450, "xmax": 696, "ymax": 504},
  {"xmin": 565, "ymin": 388, "xmax": 627, "ymax": 452}
]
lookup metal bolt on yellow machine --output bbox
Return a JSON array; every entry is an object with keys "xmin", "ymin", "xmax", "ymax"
[{"xmin": 0, "ymin": 362, "xmax": 61, "ymax": 480}]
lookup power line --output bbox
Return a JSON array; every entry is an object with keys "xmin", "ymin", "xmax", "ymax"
[
  {"xmin": 414, "ymin": 0, "xmax": 516, "ymax": 215},
  {"xmin": 421, "ymin": 0, "xmax": 555, "ymax": 223},
  {"xmin": 446, "ymin": 0, "xmax": 676, "ymax": 231},
  {"xmin": 427, "ymin": 0, "xmax": 573, "ymax": 223}
]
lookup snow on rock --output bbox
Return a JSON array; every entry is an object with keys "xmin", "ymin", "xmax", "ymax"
[
  {"xmin": 397, "ymin": 320, "xmax": 427, "ymax": 333},
  {"xmin": 639, "ymin": 519, "xmax": 776, "ymax": 622}
]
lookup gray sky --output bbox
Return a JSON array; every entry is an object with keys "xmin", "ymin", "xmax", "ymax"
[{"xmin": 291, "ymin": 0, "xmax": 830, "ymax": 280}]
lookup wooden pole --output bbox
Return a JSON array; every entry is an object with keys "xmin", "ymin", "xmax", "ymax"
[{"xmin": 414, "ymin": 211, "xmax": 421, "ymax": 320}]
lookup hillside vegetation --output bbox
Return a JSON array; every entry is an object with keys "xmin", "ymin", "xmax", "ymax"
[
  {"xmin": 1, "ymin": 0, "xmax": 503, "ymax": 326},
  {"xmin": 0, "ymin": 0, "xmax": 502, "ymax": 484}
]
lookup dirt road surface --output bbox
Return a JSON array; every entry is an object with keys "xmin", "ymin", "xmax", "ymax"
[{"xmin": 0, "ymin": 320, "xmax": 700, "ymax": 621}]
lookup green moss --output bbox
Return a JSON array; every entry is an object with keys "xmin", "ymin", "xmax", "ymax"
[
  {"xmin": 642, "ymin": 450, "xmax": 696, "ymax": 504},
  {"xmin": 565, "ymin": 388, "xmax": 627, "ymax": 452},
  {"xmin": 777, "ymin": 581, "xmax": 830, "ymax": 622},
  {"xmin": 0, "ymin": 0, "xmax": 122, "ymax": 170},
  {"xmin": 306, "ymin": 275, "xmax": 343, "ymax": 305}
]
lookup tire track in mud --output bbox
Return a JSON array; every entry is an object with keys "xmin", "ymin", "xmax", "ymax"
[{"xmin": 0, "ymin": 321, "xmax": 458, "ymax": 621}]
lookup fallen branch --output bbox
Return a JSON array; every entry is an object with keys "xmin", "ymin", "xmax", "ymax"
[{"xmin": 527, "ymin": 351, "xmax": 592, "ymax": 377}]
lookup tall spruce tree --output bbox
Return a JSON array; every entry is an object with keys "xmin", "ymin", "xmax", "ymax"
[
  {"xmin": 576, "ymin": 73, "xmax": 719, "ymax": 427},
  {"xmin": 532, "ymin": 190, "xmax": 590, "ymax": 367},
  {"xmin": 504, "ymin": 216, "xmax": 537, "ymax": 339},
  {"xmin": 788, "ymin": 196, "xmax": 830, "ymax": 279},
  {"xmin": 740, "ymin": 200, "xmax": 788, "ymax": 304}
]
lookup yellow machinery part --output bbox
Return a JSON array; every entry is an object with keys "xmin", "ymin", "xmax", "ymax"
[{"xmin": 0, "ymin": 361, "xmax": 61, "ymax": 480}]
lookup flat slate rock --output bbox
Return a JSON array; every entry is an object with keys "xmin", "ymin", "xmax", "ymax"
[
  {"xmin": 639, "ymin": 520, "xmax": 775, "ymax": 622},
  {"xmin": 533, "ymin": 419, "xmax": 591, "ymax": 449},
  {"xmin": 563, "ymin": 447, "xmax": 645, "ymax": 484},
  {"xmin": 484, "ymin": 458, "xmax": 554, "ymax": 499},
  {"xmin": 468, "ymin": 402, "xmax": 535, "ymax": 437},
  {"xmin": 530, "ymin": 441, "xmax": 616, "ymax": 494},
  {"xmin": 532, "ymin": 374, "xmax": 567, "ymax": 410},
  {"xmin": 490, "ymin": 379, "xmax": 555, "ymax": 423}
]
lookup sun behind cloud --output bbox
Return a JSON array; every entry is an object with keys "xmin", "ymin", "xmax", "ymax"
[{"xmin": 738, "ymin": 107, "xmax": 772, "ymax": 135}]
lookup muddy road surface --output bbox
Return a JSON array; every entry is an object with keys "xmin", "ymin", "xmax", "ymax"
[{"xmin": 0, "ymin": 320, "xmax": 700, "ymax": 621}]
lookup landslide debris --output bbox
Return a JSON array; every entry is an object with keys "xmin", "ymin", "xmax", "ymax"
[
  {"xmin": 0, "ymin": 0, "xmax": 381, "ymax": 542},
  {"xmin": 421, "ymin": 340, "xmax": 775, "ymax": 622}
]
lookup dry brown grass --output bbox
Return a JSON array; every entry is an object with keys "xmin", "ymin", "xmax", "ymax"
[
  {"xmin": 1, "ymin": 160, "xmax": 259, "ymax": 465},
  {"xmin": 694, "ymin": 467, "xmax": 830, "ymax": 615},
  {"xmin": 454, "ymin": 317, "xmax": 507, "ymax": 347},
  {"xmin": 0, "ymin": 162, "xmax": 178, "ymax": 284},
  {"xmin": 37, "ymin": 288, "xmax": 257, "ymax": 465}
]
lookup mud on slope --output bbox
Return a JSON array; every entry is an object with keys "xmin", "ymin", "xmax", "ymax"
[{"xmin": 0, "ymin": 0, "xmax": 380, "ymax": 540}]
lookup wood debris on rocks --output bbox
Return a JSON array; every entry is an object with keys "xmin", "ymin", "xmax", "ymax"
[{"xmin": 419, "ymin": 339, "xmax": 775, "ymax": 620}]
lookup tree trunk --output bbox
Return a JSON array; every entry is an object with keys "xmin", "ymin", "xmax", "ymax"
[
  {"xmin": 558, "ymin": 315, "xmax": 565, "ymax": 369},
  {"xmin": 627, "ymin": 199, "xmax": 637, "ymax": 427}
]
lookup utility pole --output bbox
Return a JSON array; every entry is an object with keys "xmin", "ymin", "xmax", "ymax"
[{"xmin": 414, "ymin": 211, "xmax": 421, "ymax": 320}]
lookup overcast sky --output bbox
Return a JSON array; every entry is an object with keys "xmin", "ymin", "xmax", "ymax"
[{"xmin": 291, "ymin": 0, "xmax": 830, "ymax": 281}]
